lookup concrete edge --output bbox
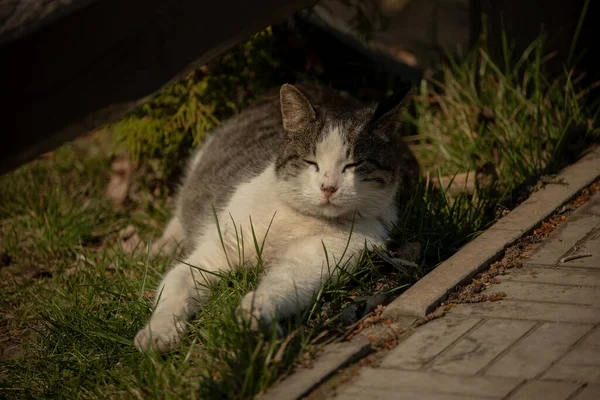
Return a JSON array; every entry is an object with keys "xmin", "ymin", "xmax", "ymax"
[
  {"xmin": 383, "ymin": 146, "xmax": 600, "ymax": 319},
  {"xmin": 261, "ymin": 339, "xmax": 372, "ymax": 400}
]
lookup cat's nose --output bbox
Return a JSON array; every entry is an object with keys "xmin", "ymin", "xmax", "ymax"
[{"xmin": 320, "ymin": 185, "xmax": 338, "ymax": 198}]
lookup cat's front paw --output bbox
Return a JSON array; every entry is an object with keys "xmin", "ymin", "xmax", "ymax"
[
  {"xmin": 149, "ymin": 237, "xmax": 182, "ymax": 258},
  {"xmin": 236, "ymin": 291, "xmax": 282, "ymax": 334},
  {"xmin": 134, "ymin": 319, "xmax": 186, "ymax": 353}
]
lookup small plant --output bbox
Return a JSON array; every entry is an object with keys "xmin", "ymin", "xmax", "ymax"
[{"xmin": 412, "ymin": 26, "xmax": 597, "ymax": 191}]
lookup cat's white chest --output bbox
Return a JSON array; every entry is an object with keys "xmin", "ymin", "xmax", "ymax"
[
  {"xmin": 218, "ymin": 165, "xmax": 316, "ymax": 253},
  {"xmin": 210, "ymin": 164, "xmax": 388, "ymax": 266}
]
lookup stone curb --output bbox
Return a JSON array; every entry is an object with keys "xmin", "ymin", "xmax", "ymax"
[
  {"xmin": 263, "ymin": 147, "xmax": 600, "ymax": 400},
  {"xmin": 383, "ymin": 146, "xmax": 600, "ymax": 319},
  {"xmin": 261, "ymin": 339, "xmax": 371, "ymax": 400},
  {"xmin": 261, "ymin": 316, "xmax": 417, "ymax": 400}
]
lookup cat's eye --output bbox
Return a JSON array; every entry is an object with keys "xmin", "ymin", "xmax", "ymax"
[
  {"xmin": 303, "ymin": 159, "xmax": 319, "ymax": 171},
  {"xmin": 342, "ymin": 161, "xmax": 363, "ymax": 172}
]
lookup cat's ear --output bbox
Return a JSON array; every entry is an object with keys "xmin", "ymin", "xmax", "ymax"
[
  {"xmin": 370, "ymin": 89, "xmax": 411, "ymax": 140},
  {"xmin": 280, "ymin": 84, "xmax": 316, "ymax": 133}
]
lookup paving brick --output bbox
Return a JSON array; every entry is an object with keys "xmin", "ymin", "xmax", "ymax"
[
  {"xmin": 508, "ymin": 380, "xmax": 580, "ymax": 400},
  {"xmin": 380, "ymin": 316, "xmax": 480, "ymax": 370},
  {"xmin": 491, "ymin": 281, "xmax": 600, "ymax": 306},
  {"xmin": 449, "ymin": 300, "xmax": 600, "ymax": 324},
  {"xmin": 429, "ymin": 319, "xmax": 535, "ymax": 375},
  {"xmin": 540, "ymin": 327, "xmax": 600, "ymax": 383},
  {"xmin": 561, "ymin": 326, "xmax": 600, "ymax": 366},
  {"xmin": 337, "ymin": 386, "xmax": 495, "ymax": 400},
  {"xmin": 502, "ymin": 266, "xmax": 600, "ymax": 287},
  {"xmin": 484, "ymin": 322, "xmax": 591, "ymax": 379},
  {"xmin": 573, "ymin": 384, "xmax": 600, "ymax": 400},
  {"xmin": 542, "ymin": 364, "xmax": 600, "ymax": 383},
  {"xmin": 525, "ymin": 215, "xmax": 600, "ymax": 266},
  {"xmin": 562, "ymin": 230, "xmax": 600, "ymax": 269},
  {"xmin": 344, "ymin": 368, "xmax": 521, "ymax": 398},
  {"xmin": 562, "ymin": 347, "xmax": 600, "ymax": 366},
  {"xmin": 383, "ymin": 228, "xmax": 522, "ymax": 318},
  {"xmin": 307, "ymin": 153, "xmax": 600, "ymax": 400}
]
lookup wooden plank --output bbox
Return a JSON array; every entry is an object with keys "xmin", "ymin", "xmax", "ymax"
[
  {"xmin": 0, "ymin": 0, "xmax": 99, "ymax": 45},
  {"xmin": 0, "ymin": 0, "xmax": 316, "ymax": 174}
]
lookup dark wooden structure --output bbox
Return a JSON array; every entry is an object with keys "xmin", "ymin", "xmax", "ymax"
[
  {"xmin": 0, "ymin": 0, "xmax": 596, "ymax": 175},
  {"xmin": 0, "ymin": 0, "xmax": 316, "ymax": 174}
]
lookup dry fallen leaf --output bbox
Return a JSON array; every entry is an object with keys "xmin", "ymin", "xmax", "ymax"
[
  {"xmin": 142, "ymin": 290, "xmax": 154, "ymax": 300},
  {"xmin": 106, "ymin": 158, "xmax": 134, "ymax": 206}
]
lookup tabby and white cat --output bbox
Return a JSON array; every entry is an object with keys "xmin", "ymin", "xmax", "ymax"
[{"xmin": 134, "ymin": 83, "xmax": 419, "ymax": 353}]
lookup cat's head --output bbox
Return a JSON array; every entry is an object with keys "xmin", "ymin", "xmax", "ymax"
[{"xmin": 274, "ymin": 84, "xmax": 417, "ymax": 220}]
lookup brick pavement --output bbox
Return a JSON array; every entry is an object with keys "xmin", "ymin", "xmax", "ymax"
[{"xmin": 336, "ymin": 193, "xmax": 600, "ymax": 400}]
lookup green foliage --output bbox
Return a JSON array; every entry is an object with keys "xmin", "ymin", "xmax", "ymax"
[
  {"xmin": 111, "ymin": 28, "xmax": 281, "ymax": 181},
  {"xmin": 396, "ymin": 30, "xmax": 598, "ymax": 269},
  {"xmin": 0, "ymin": 152, "xmax": 396, "ymax": 399},
  {"xmin": 413, "ymin": 32, "xmax": 597, "ymax": 190}
]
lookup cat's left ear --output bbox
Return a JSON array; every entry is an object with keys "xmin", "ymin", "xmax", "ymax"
[
  {"xmin": 370, "ymin": 89, "xmax": 411, "ymax": 140},
  {"xmin": 280, "ymin": 84, "xmax": 316, "ymax": 134}
]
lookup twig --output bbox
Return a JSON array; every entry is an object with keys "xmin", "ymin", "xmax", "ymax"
[
  {"xmin": 273, "ymin": 328, "xmax": 301, "ymax": 363},
  {"xmin": 374, "ymin": 248, "xmax": 418, "ymax": 269},
  {"xmin": 560, "ymin": 253, "xmax": 592, "ymax": 263}
]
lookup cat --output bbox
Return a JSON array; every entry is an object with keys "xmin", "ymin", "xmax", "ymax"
[{"xmin": 134, "ymin": 83, "xmax": 419, "ymax": 353}]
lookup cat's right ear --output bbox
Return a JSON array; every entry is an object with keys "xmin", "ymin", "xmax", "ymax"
[{"xmin": 280, "ymin": 84, "xmax": 316, "ymax": 134}]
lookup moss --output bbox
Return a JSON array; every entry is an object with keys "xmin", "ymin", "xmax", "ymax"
[{"xmin": 111, "ymin": 28, "xmax": 281, "ymax": 183}]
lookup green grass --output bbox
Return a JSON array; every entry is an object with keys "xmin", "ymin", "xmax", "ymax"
[
  {"xmin": 0, "ymin": 146, "xmax": 398, "ymax": 399},
  {"xmin": 1, "ymin": 32, "xmax": 598, "ymax": 399},
  {"xmin": 110, "ymin": 27, "xmax": 290, "ymax": 185}
]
